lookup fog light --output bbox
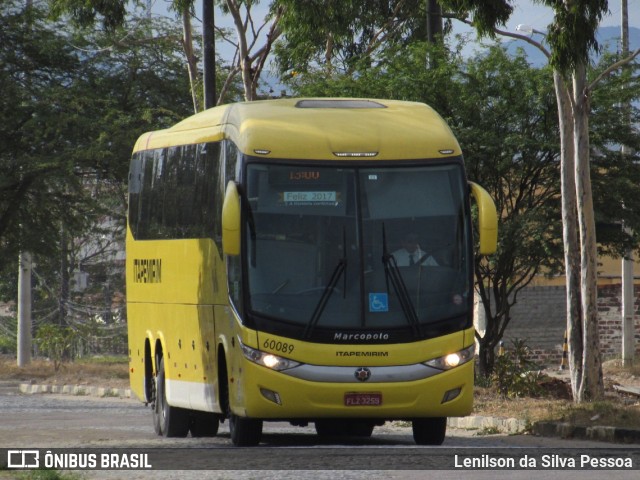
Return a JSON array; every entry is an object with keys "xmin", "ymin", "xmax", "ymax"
[
  {"xmin": 442, "ymin": 387, "xmax": 462, "ymax": 403},
  {"xmin": 260, "ymin": 387, "xmax": 282, "ymax": 405}
]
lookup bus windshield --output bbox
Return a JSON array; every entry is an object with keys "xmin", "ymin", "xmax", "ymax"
[{"xmin": 244, "ymin": 162, "xmax": 472, "ymax": 342}]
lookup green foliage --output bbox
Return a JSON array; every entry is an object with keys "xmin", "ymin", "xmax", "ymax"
[
  {"xmin": 491, "ymin": 339, "xmax": 543, "ymax": 398},
  {"xmin": 0, "ymin": 336, "xmax": 16, "ymax": 354},
  {"xmin": 48, "ymin": 0, "xmax": 129, "ymax": 31},
  {"xmin": 0, "ymin": 1, "xmax": 193, "ymax": 314},
  {"xmin": 14, "ymin": 470, "xmax": 83, "ymax": 480},
  {"xmin": 589, "ymin": 51, "xmax": 640, "ymax": 258},
  {"xmin": 35, "ymin": 324, "xmax": 78, "ymax": 371},
  {"xmin": 440, "ymin": 0, "xmax": 514, "ymax": 37},
  {"xmin": 544, "ymin": 0, "xmax": 608, "ymax": 74},
  {"xmin": 442, "ymin": 0, "xmax": 609, "ymax": 76},
  {"xmin": 0, "ymin": 0, "xmax": 92, "ymax": 264},
  {"xmin": 0, "ymin": 316, "xmax": 16, "ymax": 354},
  {"xmin": 274, "ymin": 0, "xmax": 430, "ymax": 76}
]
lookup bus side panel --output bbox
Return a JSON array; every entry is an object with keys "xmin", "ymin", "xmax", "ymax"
[
  {"xmin": 126, "ymin": 229, "xmax": 226, "ymax": 412},
  {"xmin": 213, "ymin": 304, "xmax": 260, "ymax": 418},
  {"xmin": 126, "ymin": 230, "xmax": 224, "ymax": 306},
  {"xmin": 187, "ymin": 304, "xmax": 218, "ymax": 412},
  {"xmin": 127, "ymin": 302, "xmax": 220, "ymax": 412},
  {"xmin": 126, "ymin": 301, "xmax": 147, "ymax": 404}
]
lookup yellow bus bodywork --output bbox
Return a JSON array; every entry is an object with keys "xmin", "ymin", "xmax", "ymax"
[{"xmin": 127, "ymin": 98, "xmax": 485, "ymax": 426}]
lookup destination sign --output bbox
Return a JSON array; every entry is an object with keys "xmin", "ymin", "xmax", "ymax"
[{"xmin": 281, "ymin": 191, "xmax": 339, "ymax": 205}]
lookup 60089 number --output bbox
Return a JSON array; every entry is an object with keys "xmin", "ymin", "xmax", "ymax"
[{"xmin": 263, "ymin": 338, "xmax": 295, "ymax": 354}]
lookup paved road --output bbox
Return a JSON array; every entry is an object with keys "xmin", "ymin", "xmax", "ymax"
[{"xmin": 1, "ymin": 381, "xmax": 639, "ymax": 479}]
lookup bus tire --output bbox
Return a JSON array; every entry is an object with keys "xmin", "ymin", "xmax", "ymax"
[
  {"xmin": 412, "ymin": 417, "xmax": 447, "ymax": 445},
  {"xmin": 190, "ymin": 412, "xmax": 220, "ymax": 437},
  {"xmin": 229, "ymin": 414, "xmax": 263, "ymax": 446},
  {"xmin": 151, "ymin": 371, "xmax": 162, "ymax": 436},
  {"xmin": 155, "ymin": 357, "xmax": 189, "ymax": 438}
]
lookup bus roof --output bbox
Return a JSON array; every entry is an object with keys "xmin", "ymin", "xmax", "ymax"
[{"xmin": 132, "ymin": 98, "xmax": 462, "ymax": 160}]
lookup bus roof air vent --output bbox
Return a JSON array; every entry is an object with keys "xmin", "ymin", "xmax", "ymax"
[{"xmin": 295, "ymin": 99, "xmax": 387, "ymax": 109}]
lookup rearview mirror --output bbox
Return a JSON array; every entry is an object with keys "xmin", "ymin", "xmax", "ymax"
[
  {"xmin": 222, "ymin": 181, "xmax": 241, "ymax": 256},
  {"xmin": 469, "ymin": 182, "xmax": 498, "ymax": 255}
]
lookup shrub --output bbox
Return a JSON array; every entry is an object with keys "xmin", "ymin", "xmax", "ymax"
[
  {"xmin": 491, "ymin": 338, "xmax": 544, "ymax": 398},
  {"xmin": 35, "ymin": 324, "xmax": 78, "ymax": 371}
]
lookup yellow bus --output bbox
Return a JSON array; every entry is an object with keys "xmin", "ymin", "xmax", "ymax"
[{"xmin": 126, "ymin": 98, "xmax": 497, "ymax": 446}]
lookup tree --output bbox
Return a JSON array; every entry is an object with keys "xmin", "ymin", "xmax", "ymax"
[
  {"xmin": 0, "ymin": 2, "xmax": 194, "ymax": 328},
  {"xmin": 217, "ymin": 0, "xmax": 284, "ymax": 101},
  {"xmin": 456, "ymin": 47, "xmax": 563, "ymax": 377},
  {"xmin": 50, "ymin": 0, "xmax": 272, "ymax": 104},
  {"xmin": 1, "ymin": 0, "xmax": 92, "ymax": 266},
  {"xmin": 442, "ymin": 0, "xmax": 640, "ymax": 401},
  {"xmin": 289, "ymin": 41, "xmax": 566, "ymax": 377},
  {"xmin": 273, "ymin": 0, "xmax": 431, "ymax": 77}
]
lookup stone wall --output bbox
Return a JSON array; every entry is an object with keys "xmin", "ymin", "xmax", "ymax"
[{"xmin": 490, "ymin": 284, "xmax": 640, "ymax": 368}]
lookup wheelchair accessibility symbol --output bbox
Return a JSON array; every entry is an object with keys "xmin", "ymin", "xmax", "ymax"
[{"xmin": 369, "ymin": 293, "xmax": 389, "ymax": 313}]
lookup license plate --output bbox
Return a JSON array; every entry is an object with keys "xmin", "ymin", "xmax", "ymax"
[{"xmin": 344, "ymin": 392, "xmax": 382, "ymax": 406}]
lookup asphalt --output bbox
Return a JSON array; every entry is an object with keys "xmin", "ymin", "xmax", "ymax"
[{"xmin": 15, "ymin": 380, "xmax": 640, "ymax": 444}]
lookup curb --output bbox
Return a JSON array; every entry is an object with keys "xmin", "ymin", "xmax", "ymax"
[
  {"xmin": 532, "ymin": 421, "xmax": 640, "ymax": 444},
  {"xmin": 19, "ymin": 383, "xmax": 131, "ymax": 398},
  {"xmin": 450, "ymin": 416, "xmax": 640, "ymax": 444},
  {"xmin": 448, "ymin": 415, "xmax": 527, "ymax": 434}
]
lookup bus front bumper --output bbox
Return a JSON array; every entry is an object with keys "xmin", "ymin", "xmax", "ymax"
[{"xmin": 232, "ymin": 359, "xmax": 474, "ymax": 420}]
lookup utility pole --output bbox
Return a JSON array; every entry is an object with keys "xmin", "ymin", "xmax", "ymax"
[
  {"xmin": 426, "ymin": 0, "xmax": 442, "ymax": 44},
  {"xmin": 18, "ymin": 0, "xmax": 33, "ymax": 367},
  {"xmin": 203, "ymin": 0, "xmax": 216, "ymax": 108},
  {"xmin": 17, "ymin": 252, "xmax": 32, "ymax": 366},
  {"xmin": 426, "ymin": 0, "xmax": 443, "ymax": 69},
  {"xmin": 621, "ymin": 0, "xmax": 635, "ymax": 367}
]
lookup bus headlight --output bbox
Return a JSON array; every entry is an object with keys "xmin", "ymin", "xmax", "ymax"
[
  {"xmin": 240, "ymin": 342, "xmax": 300, "ymax": 371},
  {"xmin": 424, "ymin": 344, "xmax": 475, "ymax": 370}
]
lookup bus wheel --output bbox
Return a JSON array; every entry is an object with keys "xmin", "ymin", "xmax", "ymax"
[
  {"xmin": 151, "ymin": 372, "xmax": 162, "ymax": 436},
  {"xmin": 190, "ymin": 412, "xmax": 220, "ymax": 437},
  {"xmin": 229, "ymin": 414, "xmax": 263, "ymax": 446},
  {"xmin": 412, "ymin": 417, "xmax": 447, "ymax": 445},
  {"xmin": 155, "ymin": 358, "xmax": 189, "ymax": 438}
]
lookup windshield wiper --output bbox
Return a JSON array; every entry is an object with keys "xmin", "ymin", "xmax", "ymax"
[
  {"xmin": 304, "ymin": 228, "xmax": 347, "ymax": 339},
  {"xmin": 381, "ymin": 223, "xmax": 421, "ymax": 338}
]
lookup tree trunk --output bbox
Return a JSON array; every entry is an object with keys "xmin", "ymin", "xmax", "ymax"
[
  {"xmin": 325, "ymin": 33, "xmax": 334, "ymax": 76},
  {"xmin": 59, "ymin": 227, "xmax": 69, "ymax": 327},
  {"xmin": 572, "ymin": 64, "xmax": 604, "ymax": 401},
  {"xmin": 182, "ymin": 9, "xmax": 201, "ymax": 113},
  {"xmin": 477, "ymin": 337, "xmax": 495, "ymax": 379},
  {"xmin": 554, "ymin": 71, "xmax": 584, "ymax": 400},
  {"xmin": 202, "ymin": 0, "xmax": 216, "ymax": 109}
]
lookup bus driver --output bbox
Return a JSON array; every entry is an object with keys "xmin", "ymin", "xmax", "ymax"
[{"xmin": 392, "ymin": 233, "xmax": 438, "ymax": 267}]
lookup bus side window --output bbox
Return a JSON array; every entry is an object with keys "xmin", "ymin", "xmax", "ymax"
[{"xmin": 225, "ymin": 140, "xmax": 242, "ymax": 184}]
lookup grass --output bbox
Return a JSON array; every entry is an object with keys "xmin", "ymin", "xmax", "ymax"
[
  {"xmin": 474, "ymin": 359, "xmax": 640, "ymax": 431},
  {"xmin": 0, "ymin": 470, "xmax": 84, "ymax": 480},
  {"xmin": 0, "ymin": 354, "xmax": 129, "ymax": 389}
]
